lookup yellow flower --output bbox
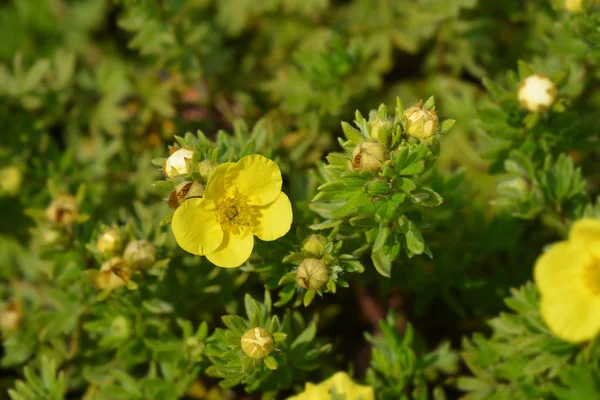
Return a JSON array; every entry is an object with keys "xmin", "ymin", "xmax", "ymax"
[
  {"xmin": 534, "ymin": 218, "xmax": 600, "ymax": 343},
  {"xmin": 287, "ymin": 372, "xmax": 374, "ymax": 400},
  {"xmin": 171, "ymin": 154, "xmax": 293, "ymax": 268}
]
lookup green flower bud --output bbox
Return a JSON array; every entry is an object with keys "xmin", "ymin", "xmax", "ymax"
[
  {"xmin": 302, "ymin": 235, "xmax": 327, "ymax": 257},
  {"xmin": 46, "ymin": 194, "xmax": 79, "ymax": 226},
  {"xmin": 518, "ymin": 74, "xmax": 556, "ymax": 112},
  {"xmin": 164, "ymin": 148, "xmax": 193, "ymax": 179},
  {"xmin": 351, "ymin": 142, "xmax": 386, "ymax": 173},
  {"xmin": 241, "ymin": 327, "xmax": 273, "ymax": 359},
  {"xmin": 404, "ymin": 102, "xmax": 439, "ymax": 139},
  {"xmin": 198, "ymin": 160, "xmax": 218, "ymax": 182},
  {"xmin": 296, "ymin": 258, "xmax": 329, "ymax": 291},
  {"xmin": 123, "ymin": 240, "xmax": 156, "ymax": 270},
  {"xmin": 368, "ymin": 115, "xmax": 393, "ymax": 146},
  {"xmin": 97, "ymin": 228, "xmax": 123, "ymax": 255}
]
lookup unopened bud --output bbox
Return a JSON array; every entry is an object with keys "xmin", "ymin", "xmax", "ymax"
[
  {"xmin": 0, "ymin": 166, "xmax": 22, "ymax": 196},
  {"xmin": 1, "ymin": 303, "xmax": 22, "ymax": 333},
  {"xmin": 241, "ymin": 327, "xmax": 273, "ymax": 359},
  {"xmin": 168, "ymin": 181, "xmax": 205, "ymax": 209},
  {"xmin": 94, "ymin": 257, "xmax": 130, "ymax": 290},
  {"xmin": 164, "ymin": 148, "xmax": 194, "ymax": 179},
  {"xmin": 296, "ymin": 258, "xmax": 329, "ymax": 290},
  {"xmin": 518, "ymin": 74, "xmax": 556, "ymax": 112},
  {"xmin": 368, "ymin": 116, "xmax": 393, "ymax": 146},
  {"xmin": 302, "ymin": 235, "xmax": 327, "ymax": 257},
  {"xmin": 198, "ymin": 160, "xmax": 218, "ymax": 182},
  {"xmin": 404, "ymin": 102, "xmax": 439, "ymax": 139},
  {"xmin": 46, "ymin": 194, "xmax": 79, "ymax": 226},
  {"xmin": 351, "ymin": 142, "xmax": 386, "ymax": 173},
  {"xmin": 123, "ymin": 240, "xmax": 156, "ymax": 270},
  {"xmin": 97, "ymin": 229, "xmax": 123, "ymax": 254}
]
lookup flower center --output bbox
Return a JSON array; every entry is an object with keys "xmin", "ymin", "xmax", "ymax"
[
  {"xmin": 216, "ymin": 194, "xmax": 256, "ymax": 234},
  {"xmin": 583, "ymin": 258, "xmax": 600, "ymax": 295}
]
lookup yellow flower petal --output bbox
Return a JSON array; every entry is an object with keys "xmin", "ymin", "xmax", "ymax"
[
  {"xmin": 286, "ymin": 372, "xmax": 374, "ymax": 400},
  {"xmin": 206, "ymin": 228, "xmax": 254, "ymax": 268},
  {"xmin": 534, "ymin": 242, "xmax": 581, "ymax": 294},
  {"xmin": 569, "ymin": 218, "xmax": 600, "ymax": 257},
  {"xmin": 252, "ymin": 192, "xmax": 293, "ymax": 241},
  {"xmin": 540, "ymin": 294, "xmax": 600, "ymax": 343},
  {"xmin": 226, "ymin": 154, "xmax": 282, "ymax": 206},
  {"xmin": 203, "ymin": 162, "xmax": 235, "ymax": 201},
  {"xmin": 172, "ymin": 198, "xmax": 223, "ymax": 255}
]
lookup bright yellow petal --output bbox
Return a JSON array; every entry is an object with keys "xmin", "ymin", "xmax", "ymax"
[
  {"xmin": 172, "ymin": 198, "xmax": 223, "ymax": 255},
  {"xmin": 569, "ymin": 218, "xmax": 600, "ymax": 257},
  {"xmin": 226, "ymin": 154, "xmax": 282, "ymax": 206},
  {"xmin": 325, "ymin": 372, "xmax": 374, "ymax": 400},
  {"xmin": 206, "ymin": 228, "xmax": 254, "ymax": 268},
  {"xmin": 540, "ymin": 294, "xmax": 600, "ymax": 343},
  {"xmin": 252, "ymin": 192, "xmax": 293, "ymax": 241},
  {"xmin": 534, "ymin": 242, "xmax": 582, "ymax": 294},
  {"xmin": 203, "ymin": 162, "xmax": 235, "ymax": 201}
]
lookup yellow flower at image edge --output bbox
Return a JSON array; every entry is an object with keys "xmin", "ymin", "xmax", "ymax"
[
  {"xmin": 534, "ymin": 218, "xmax": 600, "ymax": 343},
  {"xmin": 287, "ymin": 372, "xmax": 374, "ymax": 400},
  {"xmin": 171, "ymin": 154, "xmax": 293, "ymax": 268}
]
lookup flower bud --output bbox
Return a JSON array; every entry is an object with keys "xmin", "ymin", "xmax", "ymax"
[
  {"xmin": 97, "ymin": 229, "xmax": 123, "ymax": 255},
  {"xmin": 164, "ymin": 148, "xmax": 194, "ymax": 178},
  {"xmin": 368, "ymin": 116, "xmax": 393, "ymax": 146},
  {"xmin": 168, "ymin": 181, "xmax": 205, "ymax": 209},
  {"xmin": 403, "ymin": 102, "xmax": 439, "ymax": 139},
  {"xmin": 351, "ymin": 142, "xmax": 386, "ymax": 173},
  {"xmin": 1, "ymin": 303, "xmax": 22, "ymax": 333},
  {"xmin": 46, "ymin": 194, "xmax": 79, "ymax": 226},
  {"xmin": 123, "ymin": 240, "xmax": 156, "ymax": 270},
  {"xmin": 93, "ymin": 257, "xmax": 130, "ymax": 290},
  {"xmin": 198, "ymin": 160, "xmax": 218, "ymax": 182},
  {"xmin": 241, "ymin": 327, "xmax": 274, "ymax": 359},
  {"xmin": 518, "ymin": 74, "xmax": 557, "ymax": 112},
  {"xmin": 296, "ymin": 258, "xmax": 329, "ymax": 290},
  {"xmin": 302, "ymin": 235, "xmax": 327, "ymax": 258},
  {"xmin": 0, "ymin": 166, "xmax": 22, "ymax": 196}
]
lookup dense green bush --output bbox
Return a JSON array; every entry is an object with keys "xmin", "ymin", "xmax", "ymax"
[{"xmin": 1, "ymin": 0, "xmax": 600, "ymax": 399}]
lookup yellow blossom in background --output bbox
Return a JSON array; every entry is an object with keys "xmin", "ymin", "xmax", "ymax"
[
  {"xmin": 534, "ymin": 218, "xmax": 600, "ymax": 343},
  {"xmin": 171, "ymin": 154, "xmax": 293, "ymax": 268},
  {"xmin": 287, "ymin": 372, "xmax": 374, "ymax": 400}
]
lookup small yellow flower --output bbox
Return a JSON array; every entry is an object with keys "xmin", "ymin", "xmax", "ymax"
[
  {"xmin": 287, "ymin": 372, "xmax": 374, "ymax": 400},
  {"xmin": 534, "ymin": 218, "xmax": 600, "ymax": 343},
  {"xmin": 171, "ymin": 154, "xmax": 293, "ymax": 268},
  {"xmin": 565, "ymin": 0, "xmax": 583, "ymax": 12}
]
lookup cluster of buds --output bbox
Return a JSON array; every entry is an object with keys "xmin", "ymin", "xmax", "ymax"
[
  {"xmin": 89, "ymin": 228, "xmax": 157, "ymax": 292},
  {"xmin": 295, "ymin": 235, "xmax": 330, "ymax": 292}
]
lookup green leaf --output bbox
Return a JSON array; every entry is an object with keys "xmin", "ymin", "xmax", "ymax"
[{"xmin": 406, "ymin": 221, "xmax": 425, "ymax": 255}]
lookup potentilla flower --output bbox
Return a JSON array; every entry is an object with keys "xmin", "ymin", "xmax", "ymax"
[
  {"xmin": 287, "ymin": 372, "xmax": 374, "ymax": 400},
  {"xmin": 171, "ymin": 154, "xmax": 293, "ymax": 268},
  {"xmin": 518, "ymin": 74, "xmax": 557, "ymax": 112},
  {"xmin": 565, "ymin": 0, "xmax": 583, "ymax": 12},
  {"xmin": 534, "ymin": 218, "xmax": 600, "ymax": 343}
]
